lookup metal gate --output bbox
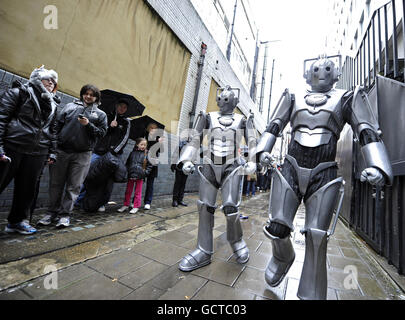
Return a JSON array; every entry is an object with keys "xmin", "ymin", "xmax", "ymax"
[{"xmin": 337, "ymin": 0, "xmax": 405, "ymax": 275}]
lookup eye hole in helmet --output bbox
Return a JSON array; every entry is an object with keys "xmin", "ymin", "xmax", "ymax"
[
  {"xmin": 326, "ymin": 66, "xmax": 331, "ymax": 72},
  {"xmin": 225, "ymin": 98, "xmax": 229, "ymax": 102},
  {"xmin": 314, "ymin": 67, "xmax": 319, "ymax": 72}
]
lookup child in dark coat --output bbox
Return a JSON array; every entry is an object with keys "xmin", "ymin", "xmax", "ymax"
[{"xmin": 117, "ymin": 138, "xmax": 152, "ymax": 214}]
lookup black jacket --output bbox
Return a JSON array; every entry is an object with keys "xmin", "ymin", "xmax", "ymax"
[
  {"xmin": 56, "ymin": 100, "xmax": 108, "ymax": 153},
  {"xmin": 0, "ymin": 81, "xmax": 58, "ymax": 159},
  {"xmin": 93, "ymin": 112, "xmax": 130, "ymax": 156},
  {"xmin": 143, "ymin": 130, "xmax": 164, "ymax": 178},
  {"xmin": 126, "ymin": 149, "xmax": 153, "ymax": 180}
]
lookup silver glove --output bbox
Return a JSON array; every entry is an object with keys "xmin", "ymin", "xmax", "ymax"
[
  {"xmin": 360, "ymin": 167, "xmax": 385, "ymax": 186},
  {"xmin": 259, "ymin": 152, "xmax": 274, "ymax": 167},
  {"xmin": 243, "ymin": 161, "xmax": 256, "ymax": 175},
  {"xmin": 182, "ymin": 161, "xmax": 195, "ymax": 175}
]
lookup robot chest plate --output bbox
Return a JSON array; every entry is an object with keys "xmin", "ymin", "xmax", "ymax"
[
  {"xmin": 209, "ymin": 112, "xmax": 243, "ymax": 132},
  {"xmin": 291, "ymin": 92, "xmax": 345, "ymax": 130}
]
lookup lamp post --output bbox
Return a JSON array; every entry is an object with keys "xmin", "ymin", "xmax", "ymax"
[
  {"xmin": 267, "ymin": 58, "xmax": 275, "ymax": 123},
  {"xmin": 257, "ymin": 40, "xmax": 281, "ymax": 114},
  {"xmin": 258, "ymin": 43, "xmax": 269, "ymax": 113}
]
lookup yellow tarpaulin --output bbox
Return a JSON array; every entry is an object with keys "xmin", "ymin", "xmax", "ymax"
[{"xmin": 0, "ymin": 0, "xmax": 191, "ymax": 133}]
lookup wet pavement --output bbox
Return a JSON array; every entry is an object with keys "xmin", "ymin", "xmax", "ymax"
[{"xmin": 0, "ymin": 191, "xmax": 405, "ymax": 301}]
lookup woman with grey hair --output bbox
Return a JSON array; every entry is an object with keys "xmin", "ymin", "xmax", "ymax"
[{"xmin": 0, "ymin": 66, "xmax": 59, "ymax": 235}]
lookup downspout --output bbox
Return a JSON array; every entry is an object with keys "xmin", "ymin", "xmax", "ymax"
[
  {"xmin": 250, "ymin": 30, "xmax": 260, "ymax": 101},
  {"xmin": 189, "ymin": 42, "xmax": 207, "ymax": 129}
]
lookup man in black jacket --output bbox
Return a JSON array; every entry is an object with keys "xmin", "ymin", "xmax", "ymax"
[
  {"xmin": 38, "ymin": 84, "xmax": 108, "ymax": 228},
  {"xmin": 171, "ymin": 139, "xmax": 189, "ymax": 207},
  {"xmin": 75, "ymin": 100, "xmax": 130, "ymax": 211},
  {"xmin": 0, "ymin": 66, "xmax": 59, "ymax": 235}
]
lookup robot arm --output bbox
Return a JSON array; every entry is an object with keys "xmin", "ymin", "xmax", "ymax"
[
  {"xmin": 241, "ymin": 113, "xmax": 257, "ymax": 175},
  {"xmin": 349, "ymin": 86, "xmax": 393, "ymax": 185},
  {"xmin": 251, "ymin": 89, "xmax": 294, "ymax": 165},
  {"xmin": 177, "ymin": 111, "xmax": 208, "ymax": 174},
  {"xmin": 244, "ymin": 112, "xmax": 256, "ymax": 158}
]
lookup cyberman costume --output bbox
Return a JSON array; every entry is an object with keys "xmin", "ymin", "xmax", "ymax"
[
  {"xmin": 255, "ymin": 55, "xmax": 393, "ymax": 300},
  {"xmin": 177, "ymin": 86, "xmax": 256, "ymax": 272}
]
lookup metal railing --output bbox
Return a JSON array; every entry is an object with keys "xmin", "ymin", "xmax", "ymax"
[
  {"xmin": 337, "ymin": 0, "xmax": 405, "ymax": 91},
  {"xmin": 337, "ymin": 0, "xmax": 405, "ymax": 275}
]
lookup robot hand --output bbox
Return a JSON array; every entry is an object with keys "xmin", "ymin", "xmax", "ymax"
[
  {"xmin": 243, "ymin": 161, "xmax": 256, "ymax": 175},
  {"xmin": 182, "ymin": 161, "xmax": 195, "ymax": 175},
  {"xmin": 360, "ymin": 167, "xmax": 385, "ymax": 186},
  {"xmin": 259, "ymin": 152, "xmax": 274, "ymax": 168}
]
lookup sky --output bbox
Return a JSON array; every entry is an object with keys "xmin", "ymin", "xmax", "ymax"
[{"xmin": 249, "ymin": 0, "xmax": 331, "ymax": 92}]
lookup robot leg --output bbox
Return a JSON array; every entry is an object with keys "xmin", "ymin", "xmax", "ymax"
[
  {"xmin": 297, "ymin": 177, "xmax": 343, "ymax": 300},
  {"xmin": 263, "ymin": 168, "xmax": 300, "ymax": 287},
  {"xmin": 179, "ymin": 166, "xmax": 218, "ymax": 272},
  {"xmin": 222, "ymin": 167, "xmax": 249, "ymax": 264}
]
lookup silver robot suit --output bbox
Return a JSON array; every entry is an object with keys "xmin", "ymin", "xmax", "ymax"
[
  {"xmin": 177, "ymin": 85, "xmax": 256, "ymax": 272},
  {"xmin": 255, "ymin": 55, "xmax": 393, "ymax": 300}
]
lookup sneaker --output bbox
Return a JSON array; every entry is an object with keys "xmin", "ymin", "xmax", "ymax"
[
  {"xmin": 98, "ymin": 205, "xmax": 106, "ymax": 212},
  {"xmin": 56, "ymin": 217, "xmax": 70, "ymax": 228},
  {"xmin": 5, "ymin": 220, "xmax": 37, "ymax": 235},
  {"xmin": 117, "ymin": 206, "xmax": 129, "ymax": 213},
  {"xmin": 37, "ymin": 214, "xmax": 57, "ymax": 226},
  {"xmin": 144, "ymin": 204, "xmax": 151, "ymax": 210},
  {"xmin": 129, "ymin": 208, "xmax": 139, "ymax": 214}
]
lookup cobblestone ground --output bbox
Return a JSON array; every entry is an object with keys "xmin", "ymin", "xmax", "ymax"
[{"xmin": 0, "ymin": 191, "xmax": 404, "ymax": 300}]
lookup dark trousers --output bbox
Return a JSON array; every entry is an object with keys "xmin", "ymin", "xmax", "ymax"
[
  {"xmin": 143, "ymin": 175, "xmax": 155, "ymax": 205},
  {"xmin": 48, "ymin": 150, "xmax": 92, "ymax": 217},
  {"xmin": 172, "ymin": 170, "xmax": 188, "ymax": 202},
  {"xmin": 0, "ymin": 148, "xmax": 47, "ymax": 224},
  {"xmin": 246, "ymin": 180, "xmax": 256, "ymax": 196}
]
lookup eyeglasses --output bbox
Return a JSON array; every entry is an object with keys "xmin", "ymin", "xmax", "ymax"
[{"xmin": 42, "ymin": 78, "xmax": 56, "ymax": 85}]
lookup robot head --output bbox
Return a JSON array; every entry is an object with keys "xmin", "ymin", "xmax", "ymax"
[
  {"xmin": 216, "ymin": 85, "xmax": 240, "ymax": 114},
  {"xmin": 304, "ymin": 55, "xmax": 340, "ymax": 92}
]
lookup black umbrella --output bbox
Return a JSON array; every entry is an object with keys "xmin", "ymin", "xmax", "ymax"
[
  {"xmin": 100, "ymin": 89, "xmax": 145, "ymax": 118},
  {"xmin": 129, "ymin": 115, "xmax": 165, "ymax": 141}
]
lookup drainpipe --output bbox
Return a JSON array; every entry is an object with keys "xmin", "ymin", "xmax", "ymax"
[
  {"xmin": 250, "ymin": 30, "xmax": 260, "ymax": 101},
  {"xmin": 226, "ymin": 0, "xmax": 238, "ymax": 62},
  {"xmin": 189, "ymin": 42, "xmax": 207, "ymax": 129}
]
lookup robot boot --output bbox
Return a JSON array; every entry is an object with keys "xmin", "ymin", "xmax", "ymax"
[
  {"xmin": 297, "ymin": 177, "xmax": 343, "ymax": 300},
  {"xmin": 179, "ymin": 201, "xmax": 215, "ymax": 272},
  {"xmin": 263, "ymin": 168, "xmax": 300, "ymax": 286},
  {"xmin": 297, "ymin": 228, "xmax": 328, "ymax": 300},
  {"xmin": 264, "ymin": 231, "xmax": 295, "ymax": 287},
  {"xmin": 225, "ymin": 210, "xmax": 249, "ymax": 264}
]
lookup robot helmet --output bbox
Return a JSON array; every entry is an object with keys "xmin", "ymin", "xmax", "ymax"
[
  {"xmin": 304, "ymin": 55, "xmax": 340, "ymax": 92},
  {"xmin": 216, "ymin": 85, "xmax": 240, "ymax": 114}
]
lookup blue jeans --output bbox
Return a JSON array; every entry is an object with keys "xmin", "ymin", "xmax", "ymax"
[
  {"xmin": 143, "ymin": 175, "xmax": 155, "ymax": 205},
  {"xmin": 75, "ymin": 153, "xmax": 101, "ymax": 205},
  {"xmin": 247, "ymin": 181, "xmax": 256, "ymax": 196}
]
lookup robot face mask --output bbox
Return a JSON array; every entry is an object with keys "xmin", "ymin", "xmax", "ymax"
[
  {"xmin": 305, "ymin": 58, "xmax": 339, "ymax": 92},
  {"xmin": 216, "ymin": 86, "xmax": 239, "ymax": 115}
]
